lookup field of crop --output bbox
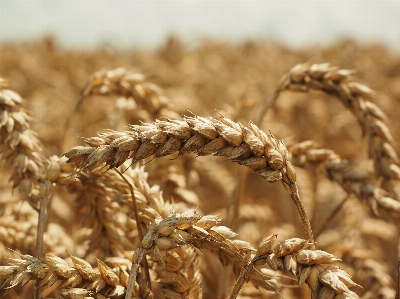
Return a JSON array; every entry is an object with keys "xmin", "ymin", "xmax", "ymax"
[{"xmin": 0, "ymin": 36, "xmax": 399, "ymax": 299}]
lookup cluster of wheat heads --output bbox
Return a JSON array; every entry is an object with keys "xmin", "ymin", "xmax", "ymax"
[{"xmin": 0, "ymin": 59, "xmax": 399, "ymax": 299}]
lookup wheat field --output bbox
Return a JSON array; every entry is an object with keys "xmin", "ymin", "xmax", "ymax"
[{"xmin": 0, "ymin": 36, "xmax": 399, "ymax": 299}]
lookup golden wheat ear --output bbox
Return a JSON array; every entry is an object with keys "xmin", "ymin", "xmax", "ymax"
[{"xmin": 63, "ymin": 114, "xmax": 315, "ymax": 244}]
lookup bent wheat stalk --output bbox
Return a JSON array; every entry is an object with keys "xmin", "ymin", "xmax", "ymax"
[
  {"xmin": 259, "ymin": 63, "xmax": 399, "ymax": 197},
  {"xmin": 64, "ymin": 114, "xmax": 314, "ymax": 244}
]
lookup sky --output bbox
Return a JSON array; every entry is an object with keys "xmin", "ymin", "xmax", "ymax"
[{"xmin": 1, "ymin": 0, "xmax": 400, "ymax": 50}]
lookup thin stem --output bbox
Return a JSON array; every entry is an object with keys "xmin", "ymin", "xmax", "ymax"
[
  {"xmin": 234, "ymin": 174, "xmax": 247, "ymax": 231},
  {"xmin": 314, "ymin": 194, "xmax": 351, "ymax": 240},
  {"xmin": 309, "ymin": 168, "xmax": 319, "ymax": 229},
  {"xmin": 397, "ymin": 235, "xmax": 400, "ymax": 299},
  {"xmin": 257, "ymin": 90, "xmax": 281, "ymax": 126},
  {"xmin": 226, "ymin": 173, "xmax": 239, "ymax": 225},
  {"xmin": 58, "ymin": 95, "xmax": 83, "ymax": 155},
  {"xmin": 228, "ymin": 168, "xmax": 249, "ymax": 231},
  {"xmin": 289, "ymin": 181, "xmax": 314, "ymax": 248},
  {"xmin": 229, "ymin": 264, "xmax": 253, "ymax": 299},
  {"xmin": 125, "ymin": 249, "xmax": 146, "ymax": 299},
  {"xmin": 114, "ymin": 168, "xmax": 152, "ymax": 292},
  {"xmin": 114, "ymin": 168, "xmax": 143, "ymax": 241},
  {"xmin": 34, "ymin": 187, "xmax": 50, "ymax": 299}
]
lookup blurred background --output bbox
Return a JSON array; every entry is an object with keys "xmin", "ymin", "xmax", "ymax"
[{"xmin": 2, "ymin": 0, "xmax": 400, "ymax": 50}]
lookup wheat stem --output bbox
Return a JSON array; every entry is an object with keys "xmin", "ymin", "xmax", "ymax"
[
  {"xmin": 397, "ymin": 236, "xmax": 400, "ymax": 299},
  {"xmin": 314, "ymin": 194, "xmax": 351, "ymax": 240},
  {"xmin": 257, "ymin": 90, "xmax": 280, "ymax": 125},
  {"xmin": 34, "ymin": 190, "xmax": 50, "ymax": 299},
  {"xmin": 229, "ymin": 264, "xmax": 253, "ymax": 299},
  {"xmin": 114, "ymin": 168, "xmax": 152, "ymax": 292},
  {"xmin": 288, "ymin": 181, "xmax": 314, "ymax": 247}
]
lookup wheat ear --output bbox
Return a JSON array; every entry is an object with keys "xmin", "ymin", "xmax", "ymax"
[
  {"xmin": 123, "ymin": 166, "xmax": 203, "ymax": 299},
  {"xmin": 0, "ymin": 79, "xmax": 62, "ymax": 299},
  {"xmin": 259, "ymin": 63, "xmax": 399, "ymax": 197},
  {"xmin": 230, "ymin": 234, "xmax": 360, "ymax": 299},
  {"xmin": 64, "ymin": 115, "xmax": 314, "ymax": 244}
]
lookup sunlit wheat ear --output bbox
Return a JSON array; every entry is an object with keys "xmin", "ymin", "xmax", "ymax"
[
  {"xmin": 289, "ymin": 140, "xmax": 400, "ymax": 217},
  {"xmin": 260, "ymin": 63, "xmax": 399, "ymax": 197},
  {"xmin": 125, "ymin": 206, "xmax": 358, "ymax": 299},
  {"xmin": 0, "ymin": 78, "xmax": 45, "ymax": 210},
  {"xmin": 64, "ymin": 114, "xmax": 314, "ymax": 243},
  {"xmin": 230, "ymin": 234, "xmax": 361, "ymax": 299},
  {"xmin": 126, "ymin": 210, "xmax": 282, "ymax": 299}
]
